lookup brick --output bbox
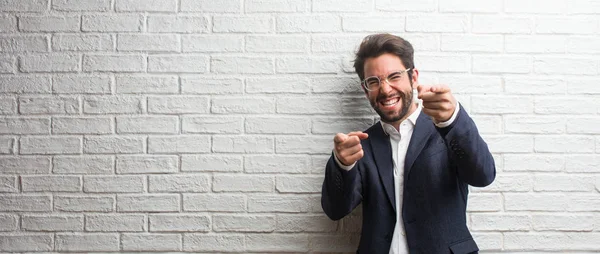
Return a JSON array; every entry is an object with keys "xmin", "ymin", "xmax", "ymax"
[
  {"xmin": 440, "ymin": 0, "xmax": 501, "ymax": 12},
  {"xmin": 52, "ymin": 0, "xmax": 111, "ymax": 11},
  {"xmin": 182, "ymin": 155, "xmax": 243, "ymax": 172},
  {"xmin": 312, "ymin": 117, "xmax": 373, "ymax": 135},
  {"xmin": 213, "ymin": 175, "xmax": 273, "ymax": 192},
  {"xmin": 567, "ymin": 117, "xmax": 600, "ymax": 134},
  {"xmin": 122, "ymin": 233, "xmax": 181, "ymax": 251},
  {"xmin": 0, "ymin": 55, "xmax": 15, "ymax": 74},
  {"xmin": 535, "ymin": 57, "xmax": 598, "ymax": 75},
  {"xmin": 0, "ymin": 15, "xmax": 16, "ymax": 32},
  {"xmin": 0, "ymin": 234, "xmax": 52, "ymax": 252},
  {"xmin": 183, "ymin": 194, "xmax": 245, "ymax": 212},
  {"xmin": 53, "ymin": 75, "xmax": 111, "ymax": 94},
  {"xmin": 211, "ymin": 56, "xmax": 272, "ymax": 74},
  {"xmin": 471, "ymin": 214, "xmax": 531, "ymax": 231},
  {"xmin": 149, "ymin": 214, "xmax": 209, "ymax": 232},
  {"xmin": 0, "ymin": 157, "xmax": 50, "ymax": 174},
  {"xmin": 466, "ymin": 193, "xmax": 502, "ymax": 212},
  {"xmin": 246, "ymin": 0, "xmax": 308, "ymax": 12},
  {"xmin": 0, "ymin": 175, "xmax": 17, "ymax": 192},
  {"xmin": 471, "ymin": 115, "xmax": 502, "ymax": 134},
  {"xmin": 535, "ymin": 97, "xmax": 597, "ymax": 114},
  {"xmin": 504, "ymin": 116, "xmax": 565, "ymax": 134},
  {"xmin": 148, "ymin": 55, "xmax": 208, "ymax": 73},
  {"xmin": 567, "ymin": 37, "xmax": 600, "ymax": 54},
  {"xmin": 533, "ymin": 215, "xmax": 594, "ymax": 231},
  {"xmin": 506, "ymin": 35, "xmax": 566, "ymax": 53},
  {"xmin": 117, "ymin": 34, "xmax": 179, "ymax": 52},
  {"xmin": 54, "ymin": 195, "xmax": 114, "ymax": 212},
  {"xmin": 566, "ymin": 155, "xmax": 600, "ymax": 173},
  {"xmin": 568, "ymin": 194, "xmax": 600, "ymax": 211},
  {"xmin": 473, "ymin": 55, "xmax": 531, "ymax": 74},
  {"xmin": 313, "ymin": 0, "xmax": 371, "ymax": 12},
  {"xmin": 213, "ymin": 16, "xmax": 271, "ymax": 32},
  {"xmin": 149, "ymin": 174, "xmax": 210, "ymax": 193},
  {"xmin": 416, "ymin": 54, "xmax": 469, "ymax": 73},
  {"xmin": 181, "ymin": 0, "xmax": 241, "ymax": 12},
  {"xmin": 476, "ymin": 173, "xmax": 532, "ymax": 192},
  {"xmin": 148, "ymin": 136, "xmax": 210, "ymax": 154},
  {"xmin": 182, "ymin": 35, "xmax": 242, "ymax": 52},
  {"xmin": 0, "ymin": 136, "xmax": 14, "ymax": 154},
  {"xmin": 535, "ymin": 174, "xmax": 594, "ymax": 192},
  {"xmin": 309, "ymin": 234, "xmax": 360, "ymax": 252},
  {"xmin": 569, "ymin": 79, "xmax": 600, "ymax": 94},
  {"xmin": 310, "ymin": 76, "xmax": 361, "ymax": 94},
  {"xmin": 245, "ymin": 117, "xmax": 308, "ymax": 134},
  {"xmin": 0, "ymin": 76, "xmax": 50, "ymax": 94},
  {"xmin": 246, "ymin": 77, "xmax": 309, "ymax": 94},
  {"xmin": 52, "ymin": 34, "xmax": 112, "ymax": 52},
  {"xmin": 505, "ymin": 233, "xmax": 600, "ymax": 250},
  {"xmin": 249, "ymin": 195, "xmax": 310, "ymax": 212},
  {"xmin": 148, "ymin": 96, "xmax": 209, "ymax": 114},
  {"xmin": 0, "ymin": 96, "xmax": 16, "ymax": 114},
  {"xmin": 376, "ymin": 0, "xmax": 435, "ymax": 11},
  {"xmin": 568, "ymin": 0, "xmax": 600, "ymax": 13},
  {"xmin": 213, "ymin": 215, "xmax": 274, "ymax": 232},
  {"xmin": 116, "ymin": 0, "xmax": 177, "ymax": 12},
  {"xmin": 148, "ymin": 15, "xmax": 209, "ymax": 33},
  {"xmin": 116, "ymin": 155, "xmax": 178, "ymax": 174},
  {"xmin": 54, "ymin": 156, "xmax": 113, "ymax": 174},
  {"xmin": 84, "ymin": 136, "xmax": 145, "ymax": 154},
  {"xmin": 116, "ymin": 116, "xmax": 178, "ymax": 134},
  {"xmin": 276, "ymin": 214, "xmax": 336, "ymax": 232},
  {"xmin": 20, "ymin": 136, "xmax": 80, "ymax": 155},
  {"xmin": 472, "ymin": 233, "xmax": 502, "ymax": 251},
  {"xmin": 441, "ymin": 34, "xmax": 503, "ymax": 52},
  {"xmin": 438, "ymin": 75, "xmax": 502, "ymax": 95},
  {"xmin": 505, "ymin": 193, "xmax": 568, "ymax": 211},
  {"xmin": 212, "ymin": 97, "xmax": 275, "ymax": 114},
  {"xmin": 22, "ymin": 215, "xmax": 83, "ymax": 231},
  {"xmin": 213, "ymin": 136, "xmax": 274, "ymax": 153},
  {"xmin": 277, "ymin": 97, "xmax": 341, "ymax": 114},
  {"xmin": 183, "ymin": 234, "xmax": 244, "ymax": 252},
  {"xmin": 246, "ymin": 234, "xmax": 309, "ymax": 252},
  {"xmin": 181, "ymin": 77, "xmax": 242, "ymax": 94},
  {"xmin": 277, "ymin": 15, "xmax": 341, "ymax": 33},
  {"xmin": 504, "ymin": 76, "xmax": 566, "ymax": 94},
  {"xmin": 407, "ymin": 15, "xmax": 468, "ymax": 33},
  {"xmin": 117, "ymin": 194, "xmax": 179, "ymax": 212},
  {"xmin": 505, "ymin": 0, "xmax": 566, "ymax": 13},
  {"xmin": 472, "ymin": 96, "xmax": 533, "ymax": 114},
  {"xmin": 22, "ymin": 175, "xmax": 80, "ymax": 192},
  {"xmin": 84, "ymin": 175, "xmax": 144, "ymax": 193},
  {"xmin": 56, "ymin": 233, "xmax": 118, "ymax": 252},
  {"xmin": 504, "ymin": 154, "xmax": 564, "ymax": 172},
  {"xmin": 0, "ymin": 35, "xmax": 47, "ymax": 52},
  {"xmin": 18, "ymin": 15, "xmax": 79, "ymax": 32},
  {"xmin": 0, "ymin": 214, "xmax": 17, "ymax": 231},
  {"xmin": 182, "ymin": 116, "xmax": 243, "ymax": 134},
  {"xmin": 19, "ymin": 54, "xmax": 79, "ymax": 73},
  {"xmin": 483, "ymin": 135, "xmax": 533, "ymax": 153},
  {"xmin": 83, "ymin": 96, "xmax": 143, "ymax": 114},
  {"xmin": 83, "ymin": 54, "xmax": 145, "ymax": 72},
  {"xmin": 52, "ymin": 117, "xmax": 112, "ymax": 134},
  {"xmin": 116, "ymin": 75, "xmax": 178, "ymax": 94},
  {"xmin": 0, "ymin": 0, "xmax": 48, "ymax": 12},
  {"xmin": 311, "ymin": 35, "xmax": 362, "ymax": 53},
  {"xmin": 245, "ymin": 155, "xmax": 310, "ymax": 174},
  {"xmin": 343, "ymin": 16, "xmax": 405, "ymax": 32},
  {"xmin": 82, "ymin": 14, "xmax": 143, "ymax": 32},
  {"xmin": 276, "ymin": 175, "xmax": 322, "ymax": 193},
  {"xmin": 278, "ymin": 56, "xmax": 341, "ymax": 73},
  {"xmin": 86, "ymin": 214, "xmax": 145, "ymax": 232},
  {"xmin": 537, "ymin": 17, "xmax": 598, "ymax": 34},
  {"xmin": 0, "ymin": 195, "xmax": 51, "ymax": 212},
  {"xmin": 276, "ymin": 136, "xmax": 330, "ymax": 154},
  {"xmin": 19, "ymin": 96, "xmax": 78, "ymax": 115},
  {"xmin": 473, "ymin": 15, "xmax": 533, "ymax": 34},
  {"xmin": 535, "ymin": 136, "xmax": 595, "ymax": 153},
  {"xmin": 246, "ymin": 35, "xmax": 307, "ymax": 53}
]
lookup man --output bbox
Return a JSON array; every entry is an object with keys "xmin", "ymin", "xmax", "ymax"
[{"xmin": 321, "ymin": 33, "xmax": 496, "ymax": 254}]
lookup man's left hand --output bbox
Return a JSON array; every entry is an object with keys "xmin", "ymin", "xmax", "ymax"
[{"xmin": 417, "ymin": 84, "xmax": 457, "ymax": 123}]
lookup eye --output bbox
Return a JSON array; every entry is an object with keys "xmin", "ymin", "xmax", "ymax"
[
  {"xmin": 365, "ymin": 78, "xmax": 379, "ymax": 86},
  {"xmin": 388, "ymin": 73, "xmax": 402, "ymax": 80}
]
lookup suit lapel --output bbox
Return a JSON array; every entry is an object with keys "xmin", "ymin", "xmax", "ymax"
[
  {"xmin": 370, "ymin": 123, "xmax": 396, "ymax": 212},
  {"xmin": 404, "ymin": 112, "xmax": 435, "ymax": 177}
]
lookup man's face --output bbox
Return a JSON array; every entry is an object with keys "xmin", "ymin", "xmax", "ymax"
[{"xmin": 363, "ymin": 53, "xmax": 418, "ymax": 124}]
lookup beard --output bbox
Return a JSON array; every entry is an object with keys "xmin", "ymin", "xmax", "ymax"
[{"xmin": 370, "ymin": 87, "xmax": 414, "ymax": 124}]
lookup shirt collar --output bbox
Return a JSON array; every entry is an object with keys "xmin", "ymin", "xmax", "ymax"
[{"xmin": 380, "ymin": 105, "xmax": 421, "ymax": 136}]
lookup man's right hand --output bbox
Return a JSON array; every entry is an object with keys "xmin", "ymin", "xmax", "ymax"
[{"xmin": 333, "ymin": 131, "xmax": 369, "ymax": 166}]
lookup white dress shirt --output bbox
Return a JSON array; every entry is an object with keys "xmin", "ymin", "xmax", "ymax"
[{"xmin": 334, "ymin": 102, "xmax": 460, "ymax": 254}]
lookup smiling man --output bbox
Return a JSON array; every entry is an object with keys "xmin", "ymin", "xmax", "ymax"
[{"xmin": 321, "ymin": 33, "xmax": 496, "ymax": 254}]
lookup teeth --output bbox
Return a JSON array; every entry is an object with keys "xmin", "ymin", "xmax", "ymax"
[{"xmin": 381, "ymin": 98, "xmax": 399, "ymax": 106}]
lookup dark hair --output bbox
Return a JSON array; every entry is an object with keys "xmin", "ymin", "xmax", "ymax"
[{"xmin": 353, "ymin": 33, "xmax": 415, "ymax": 81}]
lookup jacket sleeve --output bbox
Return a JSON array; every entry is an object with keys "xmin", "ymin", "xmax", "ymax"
[
  {"xmin": 321, "ymin": 153, "xmax": 363, "ymax": 221},
  {"xmin": 437, "ymin": 104, "xmax": 496, "ymax": 187}
]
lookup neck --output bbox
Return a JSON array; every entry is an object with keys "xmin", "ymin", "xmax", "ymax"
[{"xmin": 385, "ymin": 102, "xmax": 418, "ymax": 131}]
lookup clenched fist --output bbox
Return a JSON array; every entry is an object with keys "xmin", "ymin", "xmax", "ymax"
[
  {"xmin": 417, "ymin": 84, "xmax": 457, "ymax": 123},
  {"xmin": 333, "ymin": 131, "xmax": 369, "ymax": 166}
]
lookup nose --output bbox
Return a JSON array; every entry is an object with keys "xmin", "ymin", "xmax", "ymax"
[{"xmin": 379, "ymin": 78, "xmax": 393, "ymax": 94}]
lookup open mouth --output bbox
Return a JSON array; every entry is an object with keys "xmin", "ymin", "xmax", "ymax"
[{"xmin": 378, "ymin": 97, "xmax": 400, "ymax": 108}]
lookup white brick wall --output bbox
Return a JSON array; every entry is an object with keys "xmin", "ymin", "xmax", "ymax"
[{"xmin": 0, "ymin": 0, "xmax": 598, "ymax": 252}]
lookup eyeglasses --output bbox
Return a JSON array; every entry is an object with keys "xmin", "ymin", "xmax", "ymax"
[{"xmin": 361, "ymin": 68, "xmax": 412, "ymax": 91}]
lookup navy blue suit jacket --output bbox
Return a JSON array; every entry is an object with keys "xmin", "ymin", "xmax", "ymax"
[{"xmin": 321, "ymin": 105, "xmax": 496, "ymax": 254}]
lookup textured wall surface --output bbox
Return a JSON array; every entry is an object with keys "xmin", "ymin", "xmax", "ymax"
[{"xmin": 1, "ymin": 0, "xmax": 600, "ymax": 252}]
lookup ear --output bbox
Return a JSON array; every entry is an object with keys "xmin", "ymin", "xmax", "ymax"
[{"xmin": 411, "ymin": 68, "xmax": 419, "ymax": 85}]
